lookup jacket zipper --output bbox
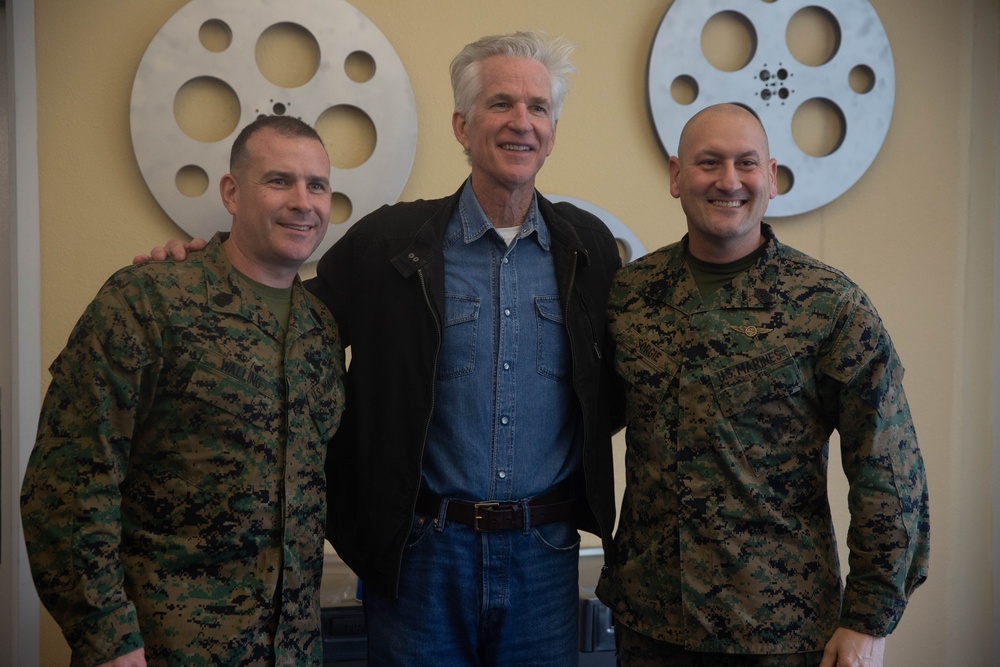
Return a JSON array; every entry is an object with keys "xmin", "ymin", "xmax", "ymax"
[{"xmin": 393, "ymin": 267, "xmax": 443, "ymax": 597}]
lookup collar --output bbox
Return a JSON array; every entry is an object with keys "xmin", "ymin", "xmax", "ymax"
[
  {"xmin": 454, "ymin": 177, "xmax": 550, "ymax": 250},
  {"xmin": 669, "ymin": 223, "xmax": 782, "ymax": 311},
  {"xmin": 202, "ymin": 232, "xmax": 322, "ymax": 341}
]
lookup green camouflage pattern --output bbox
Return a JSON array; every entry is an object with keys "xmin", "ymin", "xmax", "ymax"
[
  {"xmin": 21, "ymin": 233, "xmax": 345, "ymax": 667},
  {"xmin": 596, "ymin": 224, "xmax": 929, "ymax": 654}
]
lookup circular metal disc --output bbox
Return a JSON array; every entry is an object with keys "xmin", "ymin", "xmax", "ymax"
[
  {"xmin": 647, "ymin": 0, "xmax": 894, "ymax": 217},
  {"xmin": 546, "ymin": 195, "xmax": 647, "ymax": 264},
  {"xmin": 130, "ymin": 0, "xmax": 417, "ymax": 261}
]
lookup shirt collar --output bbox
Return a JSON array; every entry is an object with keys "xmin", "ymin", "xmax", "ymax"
[{"xmin": 452, "ymin": 178, "xmax": 551, "ymax": 250}]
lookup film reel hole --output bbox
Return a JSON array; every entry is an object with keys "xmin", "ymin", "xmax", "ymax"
[
  {"xmin": 316, "ymin": 105, "xmax": 377, "ymax": 169},
  {"xmin": 776, "ymin": 165, "xmax": 794, "ymax": 196},
  {"xmin": 670, "ymin": 75, "xmax": 699, "ymax": 105},
  {"xmin": 176, "ymin": 165, "xmax": 210, "ymax": 198},
  {"xmin": 199, "ymin": 19, "xmax": 232, "ymax": 53},
  {"xmin": 174, "ymin": 76, "xmax": 241, "ymax": 143},
  {"xmin": 256, "ymin": 22, "xmax": 320, "ymax": 89},
  {"xmin": 330, "ymin": 192, "xmax": 352, "ymax": 225},
  {"xmin": 346, "ymin": 51, "xmax": 377, "ymax": 84},
  {"xmin": 792, "ymin": 98, "xmax": 846, "ymax": 158},
  {"xmin": 701, "ymin": 11, "xmax": 756, "ymax": 73},
  {"xmin": 787, "ymin": 7, "xmax": 841, "ymax": 67},
  {"xmin": 849, "ymin": 65, "xmax": 876, "ymax": 94}
]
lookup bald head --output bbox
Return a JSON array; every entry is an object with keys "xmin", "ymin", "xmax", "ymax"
[{"xmin": 676, "ymin": 104, "xmax": 770, "ymax": 164}]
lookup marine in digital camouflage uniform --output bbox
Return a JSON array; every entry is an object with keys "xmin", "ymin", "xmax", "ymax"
[
  {"xmin": 21, "ymin": 117, "xmax": 345, "ymax": 667},
  {"xmin": 595, "ymin": 104, "xmax": 928, "ymax": 666}
]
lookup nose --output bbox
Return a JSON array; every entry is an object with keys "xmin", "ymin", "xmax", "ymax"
[
  {"xmin": 288, "ymin": 182, "xmax": 313, "ymax": 212},
  {"xmin": 508, "ymin": 104, "xmax": 533, "ymax": 132},
  {"xmin": 716, "ymin": 162, "xmax": 741, "ymax": 192}
]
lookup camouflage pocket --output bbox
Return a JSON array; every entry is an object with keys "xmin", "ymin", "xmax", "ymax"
[
  {"xmin": 710, "ymin": 347, "xmax": 807, "ymax": 476},
  {"xmin": 158, "ymin": 350, "xmax": 277, "ymax": 493},
  {"xmin": 185, "ymin": 350, "xmax": 276, "ymax": 430},
  {"xmin": 307, "ymin": 369, "xmax": 344, "ymax": 441},
  {"xmin": 614, "ymin": 330, "xmax": 678, "ymax": 439},
  {"xmin": 21, "ymin": 440, "xmax": 80, "ymax": 594}
]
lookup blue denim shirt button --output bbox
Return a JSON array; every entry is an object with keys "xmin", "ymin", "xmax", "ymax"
[{"xmin": 421, "ymin": 179, "xmax": 577, "ymax": 501}]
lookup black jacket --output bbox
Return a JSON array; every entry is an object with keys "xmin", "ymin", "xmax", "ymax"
[{"xmin": 309, "ymin": 185, "xmax": 622, "ymax": 597}]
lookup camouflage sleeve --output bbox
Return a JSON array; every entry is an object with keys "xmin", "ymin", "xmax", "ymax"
[
  {"xmin": 20, "ymin": 278, "xmax": 156, "ymax": 664},
  {"xmin": 818, "ymin": 288, "xmax": 930, "ymax": 636}
]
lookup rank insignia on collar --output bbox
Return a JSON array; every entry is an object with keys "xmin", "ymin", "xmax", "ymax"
[{"xmin": 730, "ymin": 324, "xmax": 772, "ymax": 339}]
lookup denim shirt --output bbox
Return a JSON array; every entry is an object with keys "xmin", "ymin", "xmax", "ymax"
[{"xmin": 421, "ymin": 181, "xmax": 580, "ymax": 502}]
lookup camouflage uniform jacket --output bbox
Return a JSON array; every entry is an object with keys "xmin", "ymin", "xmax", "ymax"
[
  {"xmin": 21, "ymin": 233, "xmax": 345, "ymax": 667},
  {"xmin": 595, "ymin": 224, "xmax": 929, "ymax": 654}
]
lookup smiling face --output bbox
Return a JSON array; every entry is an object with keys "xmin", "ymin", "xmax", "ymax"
[
  {"xmin": 669, "ymin": 105, "xmax": 778, "ymax": 262},
  {"xmin": 220, "ymin": 127, "xmax": 332, "ymax": 286},
  {"xmin": 452, "ymin": 55, "xmax": 557, "ymax": 203}
]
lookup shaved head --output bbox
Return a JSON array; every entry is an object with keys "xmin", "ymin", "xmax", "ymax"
[{"xmin": 677, "ymin": 104, "xmax": 770, "ymax": 163}]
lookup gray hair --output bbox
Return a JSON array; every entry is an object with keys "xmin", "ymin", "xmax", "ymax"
[{"xmin": 450, "ymin": 31, "xmax": 577, "ymax": 121}]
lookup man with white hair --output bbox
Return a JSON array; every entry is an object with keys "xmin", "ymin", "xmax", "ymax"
[{"xmin": 314, "ymin": 32, "xmax": 621, "ymax": 666}]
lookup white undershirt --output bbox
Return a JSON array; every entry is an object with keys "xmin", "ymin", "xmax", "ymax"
[{"xmin": 496, "ymin": 225, "xmax": 522, "ymax": 246}]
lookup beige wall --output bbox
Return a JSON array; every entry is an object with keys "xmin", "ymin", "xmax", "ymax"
[{"xmin": 31, "ymin": 0, "xmax": 998, "ymax": 665}]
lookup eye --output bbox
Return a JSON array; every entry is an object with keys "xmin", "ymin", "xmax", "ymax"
[{"xmin": 309, "ymin": 182, "xmax": 331, "ymax": 194}]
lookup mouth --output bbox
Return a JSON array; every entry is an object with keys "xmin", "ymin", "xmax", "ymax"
[
  {"xmin": 278, "ymin": 222, "xmax": 315, "ymax": 232},
  {"xmin": 500, "ymin": 143, "xmax": 533, "ymax": 152},
  {"xmin": 710, "ymin": 200, "xmax": 745, "ymax": 208}
]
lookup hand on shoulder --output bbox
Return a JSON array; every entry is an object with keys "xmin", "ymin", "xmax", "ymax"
[{"xmin": 132, "ymin": 237, "xmax": 208, "ymax": 265}]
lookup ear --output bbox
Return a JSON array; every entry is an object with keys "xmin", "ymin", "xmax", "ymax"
[
  {"xmin": 220, "ymin": 174, "xmax": 239, "ymax": 216},
  {"xmin": 452, "ymin": 110, "xmax": 471, "ymax": 151},
  {"xmin": 767, "ymin": 157, "xmax": 778, "ymax": 200},
  {"xmin": 668, "ymin": 156, "xmax": 682, "ymax": 199}
]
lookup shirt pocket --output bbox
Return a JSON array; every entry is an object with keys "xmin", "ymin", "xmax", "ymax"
[
  {"xmin": 185, "ymin": 350, "xmax": 276, "ymax": 429},
  {"xmin": 614, "ymin": 329, "xmax": 678, "ymax": 437},
  {"xmin": 167, "ymin": 349, "xmax": 276, "ymax": 493},
  {"xmin": 709, "ymin": 346, "xmax": 805, "ymax": 476},
  {"xmin": 307, "ymin": 369, "xmax": 345, "ymax": 442},
  {"xmin": 438, "ymin": 295, "xmax": 480, "ymax": 380},
  {"xmin": 535, "ymin": 295, "xmax": 569, "ymax": 381}
]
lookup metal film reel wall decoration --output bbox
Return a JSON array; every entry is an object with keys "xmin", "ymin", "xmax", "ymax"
[
  {"xmin": 546, "ymin": 195, "xmax": 648, "ymax": 264},
  {"xmin": 647, "ymin": 0, "xmax": 895, "ymax": 217},
  {"xmin": 131, "ymin": 0, "xmax": 417, "ymax": 261}
]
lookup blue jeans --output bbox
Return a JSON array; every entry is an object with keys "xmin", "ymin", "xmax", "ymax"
[{"xmin": 364, "ymin": 507, "xmax": 581, "ymax": 666}]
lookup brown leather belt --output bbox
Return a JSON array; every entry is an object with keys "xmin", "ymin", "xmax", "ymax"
[{"xmin": 416, "ymin": 485, "xmax": 580, "ymax": 532}]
